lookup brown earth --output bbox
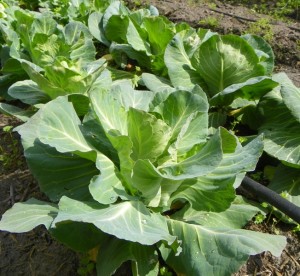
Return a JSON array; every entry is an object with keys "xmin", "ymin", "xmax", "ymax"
[{"xmin": 1, "ymin": 1, "xmax": 300, "ymax": 275}]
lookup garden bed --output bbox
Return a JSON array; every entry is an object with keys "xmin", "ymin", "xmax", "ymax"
[{"xmin": 0, "ymin": 0, "xmax": 299, "ymax": 275}]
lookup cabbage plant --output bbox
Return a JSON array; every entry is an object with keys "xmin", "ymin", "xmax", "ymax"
[
  {"xmin": 0, "ymin": 77, "xmax": 287, "ymax": 275},
  {"xmin": 1, "ymin": 1, "xmax": 300, "ymax": 275}
]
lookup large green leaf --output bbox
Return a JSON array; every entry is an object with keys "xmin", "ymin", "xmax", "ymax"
[
  {"xmin": 275, "ymin": 73, "xmax": 300, "ymax": 123},
  {"xmin": 258, "ymin": 88, "xmax": 300, "ymax": 166},
  {"xmin": 89, "ymin": 153, "xmax": 125, "ymax": 205},
  {"xmin": 90, "ymin": 87, "xmax": 128, "ymax": 135},
  {"xmin": 106, "ymin": 133, "xmax": 133, "ymax": 176},
  {"xmin": 173, "ymin": 196, "xmax": 262, "ymax": 228},
  {"xmin": 0, "ymin": 58, "xmax": 27, "ymax": 99},
  {"xmin": 13, "ymin": 9, "xmax": 35, "ymax": 51},
  {"xmin": 30, "ymin": 14, "xmax": 57, "ymax": 36},
  {"xmin": 64, "ymin": 21, "xmax": 96, "ymax": 63},
  {"xmin": 208, "ymin": 111, "xmax": 227, "ymax": 135},
  {"xmin": 43, "ymin": 58, "xmax": 104, "ymax": 96},
  {"xmin": 142, "ymin": 16, "xmax": 174, "ymax": 56},
  {"xmin": 192, "ymin": 34, "xmax": 265, "ymax": 97},
  {"xmin": 97, "ymin": 237, "xmax": 158, "ymax": 276},
  {"xmin": 160, "ymin": 219, "xmax": 286, "ymax": 276},
  {"xmin": 242, "ymin": 34, "xmax": 274, "ymax": 75},
  {"xmin": 53, "ymin": 197, "xmax": 178, "ymax": 248},
  {"xmin": 166, "ymin": 85, "xmax": 209, "ymax": 157},
  {"xmin": 141, "ymin": 73, "xmax": 175, "ymax": 94},
  {"xmin": 169, "ymin": 111, "xmax": 208, "ymax": 157},
  {"xmin": 126, "ymin": 17, "xmax": 151, "ymax": 54},
  {"xmin": 111, "ymin": 79, "xmax": 154, "ymax": 112},
  {"xmin": 27, "ymin": 143, "xmax": 97, "ymax": 201},
  {"xmin": 81, "ymin": 109, "xmax": 119, "ymax": 163},
  {"xmin": 19, "ymin": 96, "xmax": 93, "ymax": 157},
  {"xmin": 164, "ymin": 29, "xmax": 203, "ymax": 89},
  {"xmin": 8, "ymin": 79, "xmax": 51, "ymax": 104},
  {"xmin": 16, "ymin": 98, "xmax": 98, "ymax": 201},
  {"xmin": 30, "ymin": 33, "xmax": 59, "ymax": 67},
  {"xmin": 169, "ymin": 130, "xmax": 263, "ymax": 211},
  {"xmin": 88, "ymin": 11, "xmax": 110, "ymax": 46},
  {"xmin": 102, "ymin": 1, "xmax": 129, "ymax": 31},
  {"xmin": 0, "ymin": 199, "xmax": 58, "ymax": 233},
  {"xmin": 142, "ymin": 16, "xmax": 175, "ymax": 74},
  {"xmin": 203, "ymin": 130, "xmax": 264, "ymax": 182},
  {"xmin": 105, "ymin": 15, "xmax": 129, "ymax": 43},
  {"xmin": 170, "ymin": 177, "xmax": 235, "ymax": 212},
  {"xmin": 210, "ymin": 76, "xmax": 278, "ymax": 106}
]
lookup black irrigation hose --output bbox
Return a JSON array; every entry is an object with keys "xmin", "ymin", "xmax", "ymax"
[{"xmin": 241, "ymin": 176, "xmax": 300, "ymax": 224}]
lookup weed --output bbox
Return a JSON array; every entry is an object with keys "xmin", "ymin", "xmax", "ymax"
[
  {"xmin": 246, "ymin": 18, "xmax": 274, "ymax": 43},
  {"xmin": 292, "ymin": 224, "xmax": 300, "ymax": 233},
  {"xmin": 226, "ymin": 0, "xmax": 299, "ymax": 20},
  {"xmin": 199, "ymin": 16, "xmax": 220, "ymax": 28},
  {"xmin": 0, "ymin": 125, "xmax": 22, "ymax": 172},
  {"xmin": 77, "ymin": 254, "xmax": 95, "ymax": 276},
  {"xmin": 254, "ymin": 212, "xmax": 267, "ymax": 224},
  {"xmin": 189, "ymin": 0, "xmax": 217, "ymax": 7},
  {"xmin": 159, "ymin": 266, "xmax": 173, "ymax": 276}
]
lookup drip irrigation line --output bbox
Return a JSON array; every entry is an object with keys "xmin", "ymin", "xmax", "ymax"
[{"xmin": 241, "ymin": 176, "xmax": 300, "ymax": 224}]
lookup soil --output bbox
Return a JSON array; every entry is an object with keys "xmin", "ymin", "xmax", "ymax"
[{"xmin": 1, "ymin": 1, "xmax": 299, "ymax": 275}]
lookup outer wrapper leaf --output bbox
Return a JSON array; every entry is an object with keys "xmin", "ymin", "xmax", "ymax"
[
  {"xmin": 16, "ymin": 97, "xmax": 98, "ymax": 201},
  {"xmin": 241, "ymin": 34, "xmax": 274, "ymax": 75},
  {"xmin": 53, "ymin": 197, "xmax": 179, "ymax": 250},
  {"xmin": 210, "ymin": 76, "xmax": 278, "ymax": 106},
  {"xmin": 164, "ymin": 29, "xmax": 204, "ymax": 89},
  {"xmin": 169, "ymin": 130, "xmax": 263, "ymax": 211},
  {"xmin": 192, "ymin": 34, "xmax": 265, "ymax": 97},
  {"xmin": 0, "ymin": 199, "xmax": 58, "ymax": 233},
  {"xmin": 8, "ymin": 79, "xmax": 50, "ymax": 105},
  {"xmin": 17, "ymin": 96, "xmax": 94, "ymax": 160},
  {"xmin": 170, "ymin": 177, "xmax": 236, "ymax": 212},
  {"xmin": 22, "ymin": 141, "xmax": 97, "ymax": 202},
  {"xmin": 275, "ymin": 73, "xmax": 300, "ymax": 123},
  {"xmin": 258, "ymin": 88, "xmax": 300, "ymax": 166},
  {"xmin": 160, "ymin": 219, "xmax": 286, "ymax": 276},
  {"xmin": 173, "ymin": 196, "xmax": 263, "ymax": 228},
  {"xmin": 141, "ymin": 73, "xmax": 175, "ymax": 94}
]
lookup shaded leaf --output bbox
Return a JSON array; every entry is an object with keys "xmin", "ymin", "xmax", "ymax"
[
  {"xmin": 268, "ymin": 164, "xmax": 300, "ymax": 207},
  {"xmin": 97, "ymin": 237, "xmax": 158, "ymax": 276}
]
